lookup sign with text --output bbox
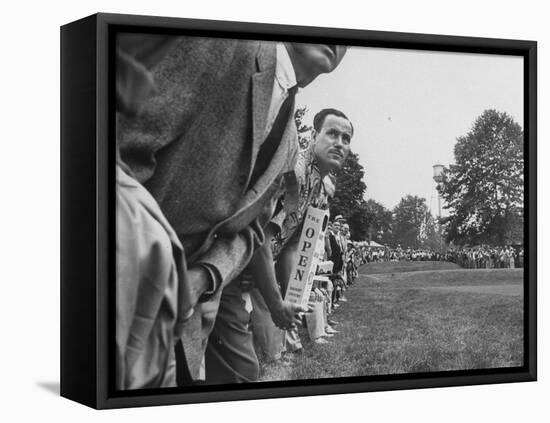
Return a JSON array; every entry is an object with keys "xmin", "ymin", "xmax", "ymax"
[
  {"xmin": 284, "ymin": 206, "xmax": 329, "ymax": 307},
  {"xmin": 312, "ymin": 275, "xmax": 331, "ymax": 291},
  {"xmin": 317, "ymin": 260, "xmax": 334, "ymax": 274}
]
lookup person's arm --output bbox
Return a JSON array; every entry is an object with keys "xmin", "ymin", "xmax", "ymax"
[
  {"xmin": 325, "ymin": 233, "xmax": 332, "ymax": 259},
  {"xmin": 274, "ymin": 234, "xmax": 301, "ymax": 297},
  {"xmin": 194, "ymin": 217, "xmax": 265, "ymax": 292},
  {"xmin": 246, "ymin": 224, "xmax": 310, "ymax": 330},
  {"xmin": 128, "ymin": 199, "xmax": 270, "ymax": 326},
  {"xmin": 248, "ymin": 224, "xmax": 282, "ymax": 306},
  {"xmin": 193, "ymin": 175, "xmax": 288, "ymax": 298}
]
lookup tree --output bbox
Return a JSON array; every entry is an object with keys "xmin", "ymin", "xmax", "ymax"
[
  {"xmin": 348, "ymin": 200, "xmax": 370, "ymax": 241},
  {"xmin": 329, "ymin": 152, "xmax": 367, "ymax": 226},
  {"xmin": 294, "ymin": 106, "xmax": 313, "ymax": 150},
  {"xmin": 392, "ymin": 195, "xmax": 430, "ymax": 249},
  {"xmin": 439, "ymin": 109, "xmax": 523, "ymax": 246},
  {"xmin": 362, "ymin": 199, "xmax": 393, "ymax": 244},
  {"xmin": 420, "ymin": 213, "xmax": 445, "ymax": 251}
]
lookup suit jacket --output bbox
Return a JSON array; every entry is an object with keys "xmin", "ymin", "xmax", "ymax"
[
  {"xmin": 329, "ymin": 232, "xmax": 344, "ymax": 273},
  {"xmin": 118, "ymin": 37, "xmax": 298, "ymax": 379}
]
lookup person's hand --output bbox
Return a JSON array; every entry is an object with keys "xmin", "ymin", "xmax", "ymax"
[
  {"xmin": 270, "ymin": 300, "xmax": 312, "ymax": 331},
  {"xmin": 181, "ymin": 266, "xmax": 212, "ymax": 319},
  {"xmin": 313, "ymin": 289, "xmax": 324, "ymax": 302}
]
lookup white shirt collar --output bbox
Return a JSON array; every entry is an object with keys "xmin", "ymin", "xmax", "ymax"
[{"xmin": 275, "ymin": 43, "xmax": 298, "ymax": 91}]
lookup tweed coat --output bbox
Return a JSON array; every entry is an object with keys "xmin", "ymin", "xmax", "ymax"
[{"xmin": 118, "ymin": 36, "xmax": 298, "ymax": 379}]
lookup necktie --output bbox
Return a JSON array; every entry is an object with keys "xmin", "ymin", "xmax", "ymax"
[{"xmin": 249, "ymin": 86, "xmax": 298, "ymax": 188}]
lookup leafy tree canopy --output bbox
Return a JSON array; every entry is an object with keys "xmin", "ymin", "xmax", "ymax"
[
  {"xmin": 439, "ymin": 109, "xmax": 523, "ymax": 246},
  {"xmin": 329, "ymin": 152, "xmax": 367, "ymax": 227},
  {"xmin": 392, "ymin": 195, "xmax": 430, "ymax": 249},
  {"xmin": 362, "ymin": 199, "xmax": 393, "ymax": 245},
  {"xmin": 294, "ymin": 106, "xmax": 313, "ymax": 150}
]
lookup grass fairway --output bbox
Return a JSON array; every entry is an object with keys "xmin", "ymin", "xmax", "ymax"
[
  {"xmin": 259, "ymin": 261, "xmax": 524, "ymax": 381},
  {"xmin": 359, "ymin": 260, "xmax": 462, "ymax": 274}
]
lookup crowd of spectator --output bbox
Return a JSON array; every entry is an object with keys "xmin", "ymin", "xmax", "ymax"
[
  {"xmin": 340, "ymin": 243, "xmax": 524, "ymax": 269},
  {"xmin": 447, "ymin": 246, "xmax": 524, "ymax": 269}
]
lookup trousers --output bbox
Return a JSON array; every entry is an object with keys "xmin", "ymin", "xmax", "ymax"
[
  {"xmin": 250, "ymin": 288, "xmax": 284, "ymax": 361},
  {"xmin": 204, "ymin": 280, "xmax": 259, "ymax": 384}
]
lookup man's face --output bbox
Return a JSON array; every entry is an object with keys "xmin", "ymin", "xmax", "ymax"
[
  {"xmin": 286, "ymin": 43, "xmax": 348, "ymax": 85},
  {"xmin": 313, "ymin": 114, "xmax": 353, "ymax": 175}
]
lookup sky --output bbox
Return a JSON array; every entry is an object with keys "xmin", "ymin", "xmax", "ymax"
[{"xmin": 296, "ymin": 46, "xmax": 523, "ymax": 216}]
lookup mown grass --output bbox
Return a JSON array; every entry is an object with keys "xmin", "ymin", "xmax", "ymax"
[
  {"xmin": 360, "ymin": 260, "xmax": 461, "ymax": 275},
  {"xmin": 259, "ymin": 262, "xmax": 524, "ymax": 381}
]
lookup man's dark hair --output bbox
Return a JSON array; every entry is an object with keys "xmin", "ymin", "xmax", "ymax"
[{"xmin": 313, "ymin": 108, "xmax": 354, "ymax": 135}]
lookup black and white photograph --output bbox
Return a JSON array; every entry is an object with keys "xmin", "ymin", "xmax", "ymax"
[
  {"xmin": 114, "ymin": 28, "xmax": 529, "ymax": 392},
  {"xmin": 4, "ymin": 0, "xmax": 550, "ymax": 419}
]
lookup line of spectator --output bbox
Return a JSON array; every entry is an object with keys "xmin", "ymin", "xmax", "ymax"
[{"xmin": 344, "ymin": 243, "xmax": 524, "ymax": 269}]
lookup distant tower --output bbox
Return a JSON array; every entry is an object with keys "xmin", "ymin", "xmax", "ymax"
[
  {"xmin": 433, "ymin": 164, "xmax": 445, "ymax": 252},
  {"xmin": 432, "ymin": 164, "xmax": 445, "ymax": 219}
]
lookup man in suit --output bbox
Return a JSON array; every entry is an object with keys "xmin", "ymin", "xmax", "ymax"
[
  {"xmin": 329, "ymin": 220, "xmax": 344, "ymax": 274},
  {"xmin": 118, "ymin": 36, "xmax": 348, "ymax": 383}
]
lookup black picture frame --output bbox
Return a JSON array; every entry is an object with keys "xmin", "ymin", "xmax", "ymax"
[{"xmin": 60, "ymin": 12, "xmax": 537, "ymax": 409}]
